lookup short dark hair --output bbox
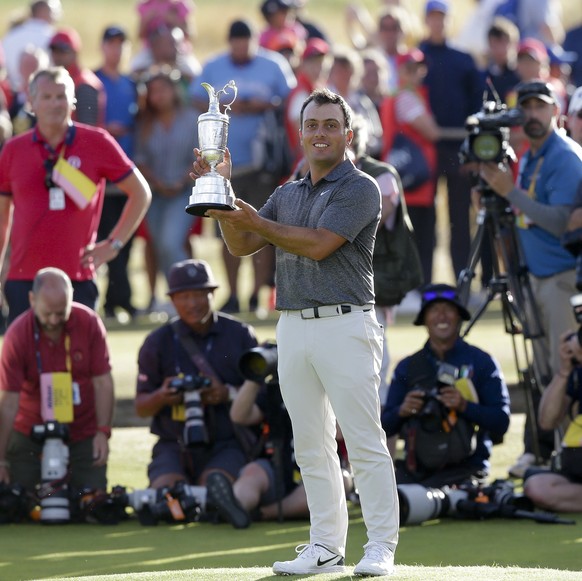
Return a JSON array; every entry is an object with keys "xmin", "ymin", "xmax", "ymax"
[{"xmin": 299, "ymin": 88, "xmax": 353, "ymax": 132}]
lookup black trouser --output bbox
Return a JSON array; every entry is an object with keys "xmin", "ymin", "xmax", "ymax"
[
  {"xmin": 97, "ymin": 195, "xmax": 135, "ymax": 314},
  {"xmin": 408, "ymin": 205, "xmax": 436, "ymax": 285},
  {"xmin": 436, "ymin": 141, "xmax": 473, "ymax": 279}
]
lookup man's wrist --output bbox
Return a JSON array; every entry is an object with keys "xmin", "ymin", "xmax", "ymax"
[
  {"xmin": 108, "ymin": 238, "xmax": 124, "ymax": 253},
  {"xmin": 96, "ymin": 425, "xmax": 112, "ymax": 439}
]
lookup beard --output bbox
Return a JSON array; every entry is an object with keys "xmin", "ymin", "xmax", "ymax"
[{"xmin": 523, "ymin": 119, "xmax": 549, "ymax": 139}]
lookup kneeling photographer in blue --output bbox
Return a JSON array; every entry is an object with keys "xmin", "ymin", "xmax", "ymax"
[{"xmin": 382, "ymin": 284, "xmax": 511, "ymax": 487}]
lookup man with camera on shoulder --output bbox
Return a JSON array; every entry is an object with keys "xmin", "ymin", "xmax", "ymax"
[
  {"xmin": 135, "ymin": 259, "xmax": 260, "ymax": 528},
  {"xmin": 523, "ymin": 323, "xmax": 582, "ymax": 513},
  {"xmin": 382, "ymin": 284, "xmax": 511, "ymax": 487},
  {"xmin": 479, "ymin": 79, "xmax": 582, "ymax": 476}
]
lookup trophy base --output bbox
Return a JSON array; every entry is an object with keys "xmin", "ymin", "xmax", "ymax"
[{"xmin": 186, "ymin": 175, "xmax": 236, "ymax": 217}]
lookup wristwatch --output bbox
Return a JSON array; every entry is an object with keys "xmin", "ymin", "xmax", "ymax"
[
  {"xmin": 108, "ymin": 238, "xmax": 124, "ymax": 252},
  {"xmin": 97, "ymin": 425, "xmax": 112, "ymax": 439}
]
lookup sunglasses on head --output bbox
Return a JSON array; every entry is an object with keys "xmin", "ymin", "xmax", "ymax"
[{"xmin": 422, "ymin": 290, "xmax": 458, "ymax": 302}]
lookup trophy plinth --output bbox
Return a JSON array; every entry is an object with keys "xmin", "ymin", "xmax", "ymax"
[
  {"xmin": 187, "ymin": 80, "xmax": 238, "ymax": 217},
  {"xmin": 186, "ymin": 174, "xmax": 236, "ymax": 216}
]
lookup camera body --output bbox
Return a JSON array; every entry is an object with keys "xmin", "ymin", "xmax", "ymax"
[
  {"xmin": 418, "ymin": 362, "xmax": 459, "ymax": 419},
  {"xmin": 31, "ymin": 421, "xmax": 70, "ymax": 524},
  {"xmin": 170, "ymin": 374, "xmax": 212, "ymax": 447},
  {"xmin": 126, "ymin": 481, "xmax": 206, "ymax": 525}
]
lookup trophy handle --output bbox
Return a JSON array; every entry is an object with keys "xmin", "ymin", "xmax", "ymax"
[
  {"xmin": 219, "ymin": 80, "xmax": 237, "ymax": 113},
  {"xmin": 201, "ymin": 81, "xmax": 237, "ymax": 114}
]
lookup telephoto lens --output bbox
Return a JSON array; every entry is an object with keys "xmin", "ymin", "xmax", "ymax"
[{"xmin": 36, "ymin": 423, "xmax": 71, "ymax": 524}]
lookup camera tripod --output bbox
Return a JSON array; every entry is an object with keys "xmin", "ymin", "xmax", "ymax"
[{"xmin": 456, "ymin": 188, "xmax": 555, "ymax": 464}]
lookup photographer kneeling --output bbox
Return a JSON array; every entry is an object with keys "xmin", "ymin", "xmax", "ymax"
[
  {"xmin": 135, "ymin": 259, "xmax": 259, "ymax": 528},
  {"xmin": 523, "ymin": 327, "xmax": 582, "ymax": 512},
  {"xmin": 382, "ymin": 284, "xmax": 511, "ymax": 487}
]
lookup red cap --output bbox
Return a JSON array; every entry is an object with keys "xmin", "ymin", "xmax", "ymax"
[
  {"xmin": 302, "ymin": 37, "xmax": 330, "ymax": 59},
  {"xmin": 395, "ymin": 48, "xmax": 425, "ymax": 68},
  {"xmin": 517, "ymin": 38, "xmax": 548, "ymax": 64},
  {"xmin": 49, "ymin": 27, "xmax": 82, "ymax": 52},
  {"xmin": 264, "ymin": 29, "xmax": 298, "ymax": 52}
]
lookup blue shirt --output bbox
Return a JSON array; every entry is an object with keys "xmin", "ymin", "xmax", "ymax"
[
  {"xmin": 419, "ymin": 40, "xmax": 485, "ymax": 134},
  {"xmin": 517, "ymin": 130, "xmax": 582, "ymax": 277},
  {"xmin": 136, "ymin": 314, "xmax": 258, "ymax": 441},
  {"xmin": 382, "ymin": 338, "xmax": 511, "ymax": 472},
  {"xmin": 188, "ymin": 49, "xmax": 295, "ymax": 168},
  {"xmin": 94, "ymin": 69, "xmax": 138, "ymax": 157}
]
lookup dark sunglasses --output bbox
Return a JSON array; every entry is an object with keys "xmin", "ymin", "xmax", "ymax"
[
  {"xmin": 422, "ymin": 290, "xmax": 458, "ymax": 302},
  {"xmin": 44, "ymin": 159, "xmax": 56, "ymax": 190}
]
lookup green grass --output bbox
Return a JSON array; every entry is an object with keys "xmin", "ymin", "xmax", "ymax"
[{"xmin": 2, "ymin": 413, "xmax": 580, "ymax": 581}]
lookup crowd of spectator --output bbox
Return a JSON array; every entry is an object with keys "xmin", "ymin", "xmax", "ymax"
[{"xmin": 0, "ymin": 0, "xmax": 581, "ymax": 317}]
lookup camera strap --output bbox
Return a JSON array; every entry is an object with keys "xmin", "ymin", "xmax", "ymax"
[{"xmin": 171, "ymin": 321, "xmax": 258, "ymax": 460}]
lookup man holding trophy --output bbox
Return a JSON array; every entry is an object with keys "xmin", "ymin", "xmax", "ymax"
[
  {"xmin": 189, "ymin": 19, "xmax": 295, "ymax": 313},
  {"xmin": 191, "ymin": 87, "xmax": 398, "ymax": 577}
]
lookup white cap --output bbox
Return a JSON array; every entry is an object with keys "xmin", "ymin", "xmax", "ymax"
[{"xmin": 568, "ymin": 86, "xmax": 582, "ymax": 115}]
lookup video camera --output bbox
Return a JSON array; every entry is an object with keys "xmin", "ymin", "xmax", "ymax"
[
  {"xmin": 239, "ymin": 341, "xmax": 278, "ymax": 383},
  {"xmin": 30, "ymin": 420, "xmax": 70, "ymax": 524},
  {"xmin": 169, "ymin": 374, "xmax": 212, "ymax": 447},
  {"xmin": 397, "ymin": 479, "xmax": 573, "ymax": 526},
  {"xmin": 459, "ymin": 97, "xmax": 524, "ymax": 200}
]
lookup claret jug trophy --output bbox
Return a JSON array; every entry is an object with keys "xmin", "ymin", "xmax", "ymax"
[{"xmin": 186, "ymin": 80, "xmax": 238, "ymax": 216}]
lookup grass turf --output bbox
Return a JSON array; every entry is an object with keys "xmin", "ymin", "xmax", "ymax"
[{"xmin": 1, "ymin": 416, "xmax": 581, "ymax": 580}]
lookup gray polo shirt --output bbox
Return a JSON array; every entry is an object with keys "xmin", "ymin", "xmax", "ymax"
[{"xmin": 259, "ymin": 159, "xmax": 381, "ymax": 310}]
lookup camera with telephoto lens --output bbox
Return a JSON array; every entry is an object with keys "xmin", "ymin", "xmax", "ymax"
[
  {"xmin": 418, "ymin": 362, "xmax": 459, "ymax": 420},
  {"xmin": 170, "ymin": 374, "xmax": 212, "ymax": 447},
  {"xmin": 30, "ymin": 420, "xmax": 70, "ymax": 524},
  {"xmin": 126, "ymin": 480, "xmax": 206, "ymax": 525},
  {"xmin": 397, "ymin": 479, "xmax": 533, "ymax": 526},
  {"xmin": 239, "ymin": 341, "xmax": 278, "ymax": 383}
]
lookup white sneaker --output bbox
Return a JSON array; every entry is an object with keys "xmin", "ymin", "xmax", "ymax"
[
  {"xmin": 272, "ymin": 543, "xmax": 346, "ymax": 575},
  {"xmin": 508, "ymin": 452, "xmax": 536, "ymax": 479},
  {"xmin": 354, "ymin": 541, "xmax": 395, "ymax": 577}
]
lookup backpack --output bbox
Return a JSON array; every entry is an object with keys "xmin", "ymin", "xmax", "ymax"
[
  {"xmin": 403, "ymin": 351, "xmax": 476, "ymax": 474},
  {"xmin": 358, "ymin": 156, "xmax": 424, "ymax": 306}
]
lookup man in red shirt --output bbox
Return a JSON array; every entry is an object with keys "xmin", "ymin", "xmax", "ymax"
[
  {"xmin": 48, "ymin": 26, "xmax": 107, "ymax": 128},
  {"xmin": 0, "ymin": 267, "xmax": 113, "ymax": 493},
  {"xmin": 0, "ymin": 66, "xmax": 151, "ymax": 323}
]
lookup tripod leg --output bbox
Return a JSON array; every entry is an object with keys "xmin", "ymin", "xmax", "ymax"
[{"xmin": 458, "ymin": 208, "xmax": 489, "ymax": 306}]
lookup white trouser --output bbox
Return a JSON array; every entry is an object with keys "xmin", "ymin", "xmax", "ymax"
[{"xmin": 276, "ymin": 308, "xmax": 400, "ymax": 556}]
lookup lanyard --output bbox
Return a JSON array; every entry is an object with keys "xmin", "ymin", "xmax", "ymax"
[
  {"xmin": 524, "ymin": 156, "xmax": 544, "ymax": 199},
  {"xmin": 33, "ymin": 320, "xmax": 71, "ymax": 375}
]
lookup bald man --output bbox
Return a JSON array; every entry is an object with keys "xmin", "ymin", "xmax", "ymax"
[{"xmin": 0, "ymin": 267, "xmax": 114, "ymax": 495}]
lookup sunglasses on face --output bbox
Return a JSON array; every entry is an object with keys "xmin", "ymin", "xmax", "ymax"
[{"xmin": 422, "ymin": 290, "xmax": 458, "ymax": 302}]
